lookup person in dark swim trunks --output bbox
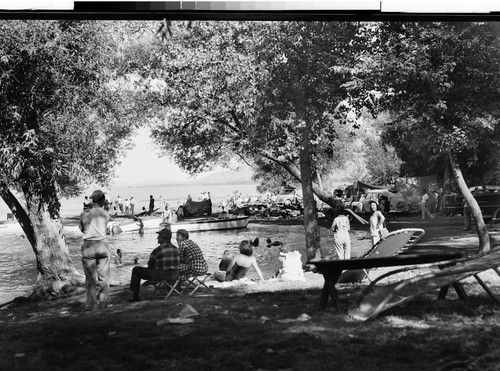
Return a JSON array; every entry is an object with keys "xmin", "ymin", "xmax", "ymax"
[{"xmin": 224, "ymin": 240, "xmax": 265, "ymax": 282}]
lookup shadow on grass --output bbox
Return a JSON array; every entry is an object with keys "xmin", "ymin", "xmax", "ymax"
[{"xmin": 2, "ymin": 285, "xmax": 500, "ymax": 370}]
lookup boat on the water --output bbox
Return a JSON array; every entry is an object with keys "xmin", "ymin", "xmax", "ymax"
[{"xmin": 109, "ymin": 215, "xmax": 249, "ymax": 234}]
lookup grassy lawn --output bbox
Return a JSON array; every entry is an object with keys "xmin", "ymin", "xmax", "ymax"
[
  {"xmin": 2, "ymin": 281, "xmax": 500, "ymax": 371},
  {"xmin": 2, "ymin": 216, "xmax": 500, "ymax": 370}
]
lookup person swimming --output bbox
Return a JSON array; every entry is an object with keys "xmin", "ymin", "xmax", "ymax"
[{"xmin": 114, "ymin": 248, "xmax": 123, "ymax": 265}]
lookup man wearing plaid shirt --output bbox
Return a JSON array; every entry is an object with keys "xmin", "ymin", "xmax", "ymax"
[
  {"xmin": 176, "ymin": 229, "xmax": 208, "ymax": 279},
  {"xmin": 128, "ymin": 228, "xmax": 180, "ymax": 302}
]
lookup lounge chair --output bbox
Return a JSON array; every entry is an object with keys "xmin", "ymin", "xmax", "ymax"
[
  {"xmin": 338, "ymin": 228, "xmax": 426, "ymax": 283},
  {"xmin": 351, "ymin": 248, "xmax": 500, "ymax": 321}
]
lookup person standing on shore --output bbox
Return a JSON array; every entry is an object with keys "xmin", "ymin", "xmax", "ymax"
[
  {"xmin": 117, "ymin": 195, "xmax": 123, "ymax": 214},
  {"xmin": 149, "ymin": 195, "xmax": 155, "ymax": 214},
  {"xmin": 369, "ymin": 200, "xmax": 385, "ymax": 247},
  {"xmin": 129, "ymin": 197, "xmax": 135, "ymax": 215},
  {"xmin": 79, "ymin": 190, "xmax": 111, "ymax": 311},
  {"xmin": 124, "ymin": 198, "xmax": 130, "ymax": 215},
  {"xmin": 331, "ymin": 211, "xmax": 351, "ymax": 260},
  {"xmin": 420, "ymin": 189, "xmax": 435, "ymax": 221}
]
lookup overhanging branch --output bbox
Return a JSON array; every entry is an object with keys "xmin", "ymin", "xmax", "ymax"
[{"xmin": 0, "ymin": 182, "xmax": 36, "ymax": 247}]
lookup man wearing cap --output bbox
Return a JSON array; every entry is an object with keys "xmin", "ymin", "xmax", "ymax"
[
  {"xmin": 128, "ymin": 228, "xmax": 180, "ymax": 302},
  {"xmin": 79, "ymin": 189, "xmax": 111, "ymax": 310},
  {"xmin": 176, "ymin": 229, "xmax": 208, "ymax": 279}
]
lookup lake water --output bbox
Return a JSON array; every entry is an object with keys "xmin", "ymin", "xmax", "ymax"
[
  {"xmin": 0, "ymin": 183, "xmax": 373, "ymax": 305},
  {"xmin": 0, "ymin": 221, "xmax": 372, "ymax": 305}
]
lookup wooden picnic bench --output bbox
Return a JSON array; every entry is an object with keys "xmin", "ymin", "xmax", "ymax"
[{"xmin": 308, "ymin": 251, "xmax": 465, "ymax": 311}]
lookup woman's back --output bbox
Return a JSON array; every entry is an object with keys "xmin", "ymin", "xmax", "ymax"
[
  {"xmin": 224, "ymin": 254, "xmax": 254, "ymax": 281},
  {"xmin": 233, "ymin": 254, "xmax": 254, "ymax": 268}
]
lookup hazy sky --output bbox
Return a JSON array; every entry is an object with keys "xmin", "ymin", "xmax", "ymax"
[{"xmin": 114, "ymin": 127, "xmax": 194, "ymax": 185}]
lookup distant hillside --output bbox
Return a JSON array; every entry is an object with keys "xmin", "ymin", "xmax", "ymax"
[
  {"xmin": 118, "ymin": 168, "xmax": 256, "ymax": 187},
  {"xmin": 192, "ymin": 168, "xmax": 255, "ymax": 185}
]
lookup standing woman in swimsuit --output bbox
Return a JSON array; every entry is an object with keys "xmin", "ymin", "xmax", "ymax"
[
  {"xmin": 225, "ymin": 240, "xmax": 265, "ymax": 282},
  {"xmin": 369, "ymin": 200, "xmax": 385, "ymax": 247}
]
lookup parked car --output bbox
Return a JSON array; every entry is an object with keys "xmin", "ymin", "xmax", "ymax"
[
  {"xmin": 350, "ymin": 189, "xmax": 421, "ymax": 214},
  {"xmin": 274, "ymin": 190, "xmax": 302, "ymax": 207},
  {"xmin": 443, "ymin": 192, "xmax": 463, "ymax": 216},
  {"xmin": 464, "ymin": 185, "xmax": 500, "ymax": 221}
]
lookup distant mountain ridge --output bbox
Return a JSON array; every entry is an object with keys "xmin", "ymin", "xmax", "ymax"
[
  {"xmin": 118, "ymin": 168, "xmax": 255, "ymax": 188},
  {"xmin": 192, "ymin": 169, "xmax": 254, "ymax": 185}
]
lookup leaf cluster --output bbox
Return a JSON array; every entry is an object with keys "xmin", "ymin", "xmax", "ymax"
[
  {"xmin": 129, "ymin": 21, "xmax": 363, "ymax": 178},
  {"xmin": 353, "ymin": 22, "xmax": 500, "ymax": 182},
  {"xmin": 0, "ymin": 21, "xmax": 137, "ymax": 216}
]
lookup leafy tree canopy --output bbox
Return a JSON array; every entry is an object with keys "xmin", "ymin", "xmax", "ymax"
[
  {"xmin": 352, "ymin": 22, "xmax": 500, "ymax": 185},
  {"xmin": 124, "ymin": 21, "xmax": 363, "ymax": 187},
  {"xmin": 0, "ymin": 20, "xmax": 138, "ymax": 216}
]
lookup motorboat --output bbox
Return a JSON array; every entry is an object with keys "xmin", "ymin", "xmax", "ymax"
[{"xmin": 109, "ymin": 214, "xmax": 249, "ymax": 234}]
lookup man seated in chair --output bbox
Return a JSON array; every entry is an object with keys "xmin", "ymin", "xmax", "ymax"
[
  {"xmin": 175, "ymin": 229, "xmax": 208, "ymax": 280},
  {"xmin": 128, "ymin": 228, "xmax": 180, "ymax": 302}
]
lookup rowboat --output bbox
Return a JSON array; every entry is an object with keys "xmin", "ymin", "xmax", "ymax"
[{"xmin": 109, "ymin": 215, "xmax": 249, "ymax": 234}]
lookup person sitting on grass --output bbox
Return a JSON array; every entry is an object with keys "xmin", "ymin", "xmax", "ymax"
[
  {"xmin": 219, "ymin": 250, "xmax": 233, "ymax": 271},
  {"xmin": 212, "ymin": 250, "xmax": 233, "ymax": 282},
  {"xmin": 128, "ymin": 228, "xmax": 179, "ymax": 302},
  {"xmin": 176, "ymin": 229, "xmax": 208, "ymax": 279},
  {"xmin": 273, "ymin": 245, "xmax": 306, "ymax": 282},
  {"xmin": 223, "ymin": 240, "xmax": 265, "ymax": 282}
]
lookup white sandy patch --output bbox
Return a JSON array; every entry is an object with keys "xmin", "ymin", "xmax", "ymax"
[
  {"xmin": 385, "ymin": 315, "xmax": 432, "ymax": 329},
  {"xmin": 207, "ymin": 272, "xmax": 324, "ymax": 293}
]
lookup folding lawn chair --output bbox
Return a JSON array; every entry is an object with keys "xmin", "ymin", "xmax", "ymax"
[
  {"xmin": 142, "ymin": 269, "xmax": 184, "ymax": 301},
  {"xmin": 181, "ymin": 273, "xmax": 214, "ymax": 296},
  {"xmin": 150, "ymin": 279, "xmax": 184, "ymax": 300},
  {"xmin": 338, "ymin": 228, "xmax": 426, "ymax": 283}
]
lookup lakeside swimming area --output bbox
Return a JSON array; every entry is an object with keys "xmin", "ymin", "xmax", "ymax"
[{"xmin": 0, "ymin": 182, "xmax": 374, "ymax": 305}]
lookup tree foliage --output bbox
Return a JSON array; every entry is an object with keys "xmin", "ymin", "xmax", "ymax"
[
  {"xmin": 0, "ymin": 20, "xmax": 142, "ymax": 299},
  {"xmin": 351, "ymin": 21, "xmax": 500, "ymax": 252},
  {"xmin": 0, "ymin": 20, "xmax": 136, "ymax": 217},
  {"xmin": 127, "ymin": 21, "xmax": 363, "ymax": 186},
  {"xmin": 353, "ymin": 22, "xmax": 500, "ymax": 185}
]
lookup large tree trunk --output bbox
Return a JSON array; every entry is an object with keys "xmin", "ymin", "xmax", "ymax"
[
  {"xmin": 448, "ymin": 152, "xmax": 490, "ymax": 253},
  {"xmin": 294, "ymin": 84, "xmax": 321, "ymax": 261},
  {"xmin": 299, "ymin": 128, "xmax": 322, "ymax": 261},
  {"xmin": 0, "ymin": 187, "xmax": 84, "ymax": 301}
]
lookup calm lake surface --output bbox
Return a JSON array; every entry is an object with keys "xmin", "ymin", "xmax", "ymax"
[{"xmin": 0, "ymin": 220, "xmax": 372, "ymax": 305}]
